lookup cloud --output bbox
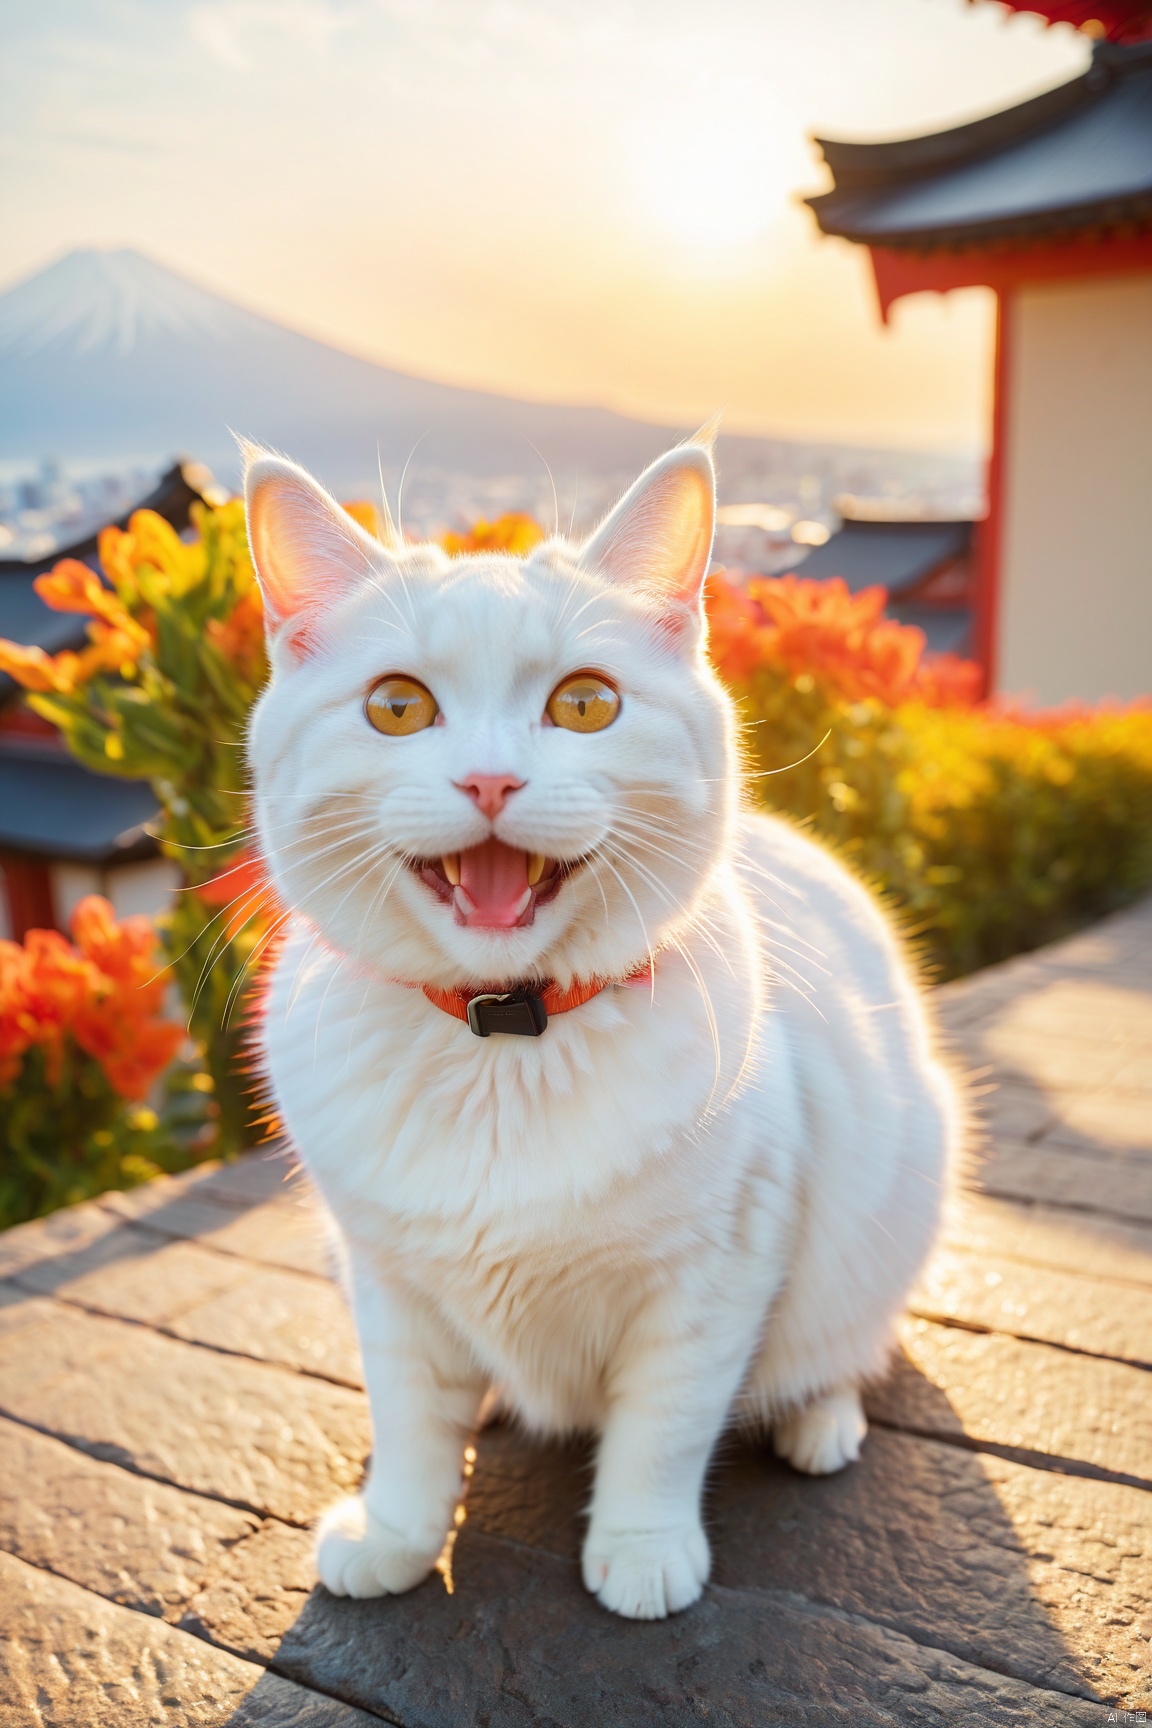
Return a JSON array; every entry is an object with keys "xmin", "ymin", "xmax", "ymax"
[{"xmin": 189, "ymin": 1, "xmax": 355, "ymax": 71}]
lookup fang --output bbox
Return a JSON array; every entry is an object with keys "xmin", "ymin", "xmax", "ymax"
[
  {"xmin": 442, "ymin": 853, "xmax": 461, "ymax": 885},
  {"xmin": 527, "ymin": 853, "xmax": 547, "ymax": 886}
]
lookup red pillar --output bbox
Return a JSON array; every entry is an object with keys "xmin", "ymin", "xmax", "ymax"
[
  {"xmin": 1, "ymin": 855, "xmax": 57, "ymax": 939},
  {"xmin": 975, "ymin": 287, "xmax": 1012, "ymax": 699}
]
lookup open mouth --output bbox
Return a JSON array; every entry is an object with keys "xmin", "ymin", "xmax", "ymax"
[{"xmin": 413, "ymin": 838, "xmax": 580, "ymax": 930}]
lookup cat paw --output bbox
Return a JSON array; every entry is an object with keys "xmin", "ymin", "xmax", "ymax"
[
  {"xmin": 773, "ymin": 1388, "xmax": 867, "ymax": 1476},
  {"xmin": 582, "ymin": 1523, "xmax": 710, "ymax": 1620},
  {"xmin": 315, "ymin": 1496, "xmax": 441, "ymax": 1598}
]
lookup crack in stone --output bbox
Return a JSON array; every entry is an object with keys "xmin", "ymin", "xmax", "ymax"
[
  {"xmin": 906, "ymin": 1304, "xmax": 1152, "ymax": 1373},
  {"xmin": 868, "ymin": 1416, "xmax": 1152, "ymax": 1494}
]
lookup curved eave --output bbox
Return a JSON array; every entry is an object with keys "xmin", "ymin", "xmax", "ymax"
[
  {"xmin": 812, "ymin": 64, "xmax": 1096, "ymax": 191},
  {"xmin": 807, "ymin": 186, "xmax": 1152, "ymax": 252},
  {"xmin": 807, "ymin": 40, "xmax": 1152, "ymax": 256}
]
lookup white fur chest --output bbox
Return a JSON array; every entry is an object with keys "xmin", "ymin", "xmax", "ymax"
[{"xmin": 259, "ymin": 917, "xmax": 801, "ymax": 1418}]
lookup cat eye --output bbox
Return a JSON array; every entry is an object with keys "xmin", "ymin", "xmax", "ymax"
[
  {"xmin": 546, "ymin": 672, "xmax": 620, "ymax": 734},
  {"xmin": 366, "ymin": 676, "xmax": 439, "ymax": 736}
]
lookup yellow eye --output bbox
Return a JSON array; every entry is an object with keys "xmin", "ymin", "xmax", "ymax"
[
  {"xmin": 546, "ymin": 672, "xmax": 620, "ymax": 734},
  {"xmin": 366, "ymin": 676, "xmax": 438, "ymax": 736}
]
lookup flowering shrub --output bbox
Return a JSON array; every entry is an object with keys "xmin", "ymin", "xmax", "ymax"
[
  {"xmin": 440, "ymin": 513, "xmax": 545, "ymax": 557},
  {"xmin": 707, "ymin": 571, "xmax": 1152, "ymax": 977},
  {"xmin": 707, "ymin": 573, "xmax": 981, "ymax": 707},
  {"xmin": 2, "ymin": 502, "xmax": 1150, "ymax": 1214},
  {"xmin": 0, "ymin": 501, "xmax": 273, "ymax": 1153},
  {"xmin": 0, "ymin": 897, "xmax": 189, "ymax": 1227}
]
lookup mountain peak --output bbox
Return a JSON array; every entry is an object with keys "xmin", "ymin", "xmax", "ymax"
[{"xmin": 0, "ymin": 247, "xmax": 255, "ymax": 361}]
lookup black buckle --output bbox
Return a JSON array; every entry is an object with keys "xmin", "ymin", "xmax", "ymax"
[{"xmin": 466, "ymin": 990, "xmax": 549, "ymax": 1038}]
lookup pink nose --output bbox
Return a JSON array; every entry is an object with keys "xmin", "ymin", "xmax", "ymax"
[{"xmin": 455, "ymin": 773, "xmax": 525, "ymax": 819}]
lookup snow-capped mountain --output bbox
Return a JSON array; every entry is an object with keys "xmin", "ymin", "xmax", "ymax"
[{"xmin": 0, "ymin": 247, "xmax": 702, "ymax": 494}]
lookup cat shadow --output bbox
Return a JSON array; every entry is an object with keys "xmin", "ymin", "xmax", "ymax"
[{"xmin": 219, "ymin": 1363, "xmax": 1107, "ymax": 1724}]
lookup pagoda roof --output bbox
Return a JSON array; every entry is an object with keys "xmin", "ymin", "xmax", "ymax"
[
  {"xmin": 807, "ymin": 40, "xmax": 1152, "ymax": 250},
  {"xmin": 784, "ymin": 517, "xmax": 974, "ymax": 597},
  {"xmin": 0, "ymin": 741, "xmax": 157, "ymax": 865}
]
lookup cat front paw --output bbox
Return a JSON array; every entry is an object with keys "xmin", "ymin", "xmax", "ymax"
[
  {"xmin": 773, "ymin": 1388, "xmax": 867, "ymax": 1475},
  {"xmin": 315, "ymin": 1495, "xmax": 442, "ymax": 1598},
  {"xmin": 582, "ymin": 1522, "xmax": 710, "ymax": 1620}
]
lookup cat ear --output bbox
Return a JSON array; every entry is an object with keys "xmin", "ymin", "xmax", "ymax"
[
  {"xmin": 243, "ymin": 449, "xmax": 387, "ymax": 656},
  {"xmin": 579, "ymin": 430, "xmax": 717, "ymax": 641}
]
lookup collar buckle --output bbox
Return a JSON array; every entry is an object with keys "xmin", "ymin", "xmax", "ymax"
[{"xmin": 466, "ymin": 990, "xmax": 549, "ymax": 1038}]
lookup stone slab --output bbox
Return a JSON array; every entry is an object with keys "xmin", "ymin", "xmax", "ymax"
[
  {"xmin": 180, "ymin": 1516, "xmax": 318, "ymax": 1665},
  {"xmin": 0, "ymin": 1302, "xmax": 368, "ymax": 1523},
  {"xmin": 192, "ymin": 1146, "xmax": 304, "ymax": 1209},
  {"xmin": 0, "ymin": 1287, "xmax": 59, "ymax": 1343},
  {"xmin": 170, "ymin": 1263, "xmax": 362, "ymax": 1387},
  {"xmin": 0, "ymin": 1197, "xmax": 121, "ymax": 1282},
  {"xmin": 461, "ymin": 1421, "xmax": 1152, "ymax": 1708},
  {"xmin": 912, "ymin": 1246, "xmax": 1152, "ymax": 1365},
  {"xmin": 1040, "ymin": 1090, "xmax": 1152, "ymax": 1157},
  {"xmin": 10, "ymin": 1222, "xmax": 255, "ymax": 1324},
  {"xmin": 174, "ymin": 1409, "xmax": 1152, "ymax": 1711},
  {"xmin": 967, "ymin": 1078, "xmax": 1059, "ymax": 1144},
  {"xmin": 101, "ymin": 1188, "xmax": 334, "ymax": 1278},
  {"xmin": 713, "ymin": 1429, "xmax": 1152, "ymax": 1709},
  {"xmin": 960, "ymin": 1036, "xmax": 1138, "ymax": 1096},
  {"xmin": 872, "ymin": 1317, "xmax": 1152, "ymax": 1484},
  {"xmin": 948, "ymin": 1193, "xmax": 1152, "ymax": 1287},
  {"xmin": 964, "ymin": 974, "xmax": 1152, "ymax": 1046},
  {"xmin": 262, "ymin": 1525, "xmax": 1109, "ymax": 1727},
  {"xmin": 0, "ymin": 1549, "xmax": 383, "ymax": 1727},
  {"xmin": 2, "ymin": 1387, "xmax": 1144, "ymax": 1713},
  {"xmin": 0, "ymin": 1413, "xmax": 257, "ymax": 1615},
  {"xmin": 973, "ymin": 1137, "xmax": 1152, "ymax": 1223},
  {"xmin": 87, "ymin": 1147, "xmax": 308, "ymax": 1216}
]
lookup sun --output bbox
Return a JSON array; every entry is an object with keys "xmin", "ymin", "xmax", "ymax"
[{"xmin": 627, "ymin": 103, "xmax": 806, "ymax": 254}]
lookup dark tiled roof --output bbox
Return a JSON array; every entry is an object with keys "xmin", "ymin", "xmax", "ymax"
[
  {"xmin": 888, "ymin": 602, "xmax": 973, "ymax": 658},
  {"xmin": 0, "ymin": 573, "xmax": 95, "ymax": 658},
  {"xmin": 807, "ymin": 41, "xmax": 1152, "ymax": 250},
  {"xmin": 0, "ymin": 745, "xmax": 158, "ymax": 865},
  {"xmin": 785, "ymin": 519, "xmax": 973, "ymax": 596}
]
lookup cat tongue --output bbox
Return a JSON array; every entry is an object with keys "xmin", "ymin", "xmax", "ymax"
[{"xmin": 457, "ymin": 838, "xmax": 533, "ymax": 929}]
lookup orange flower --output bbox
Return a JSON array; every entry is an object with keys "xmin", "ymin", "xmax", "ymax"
[
  {"xmin": 205, "ymin": 586, "xmax": 265, "ymax": 681},
  {"xmin": 704, "ymin": 573, "xmax": 780, "ymax": 685},
  {"xmin": 913, "ymin": 653, "xmax": 983, "ymax": 709},
  {"xmin": 71, "ymin": 896, "xmax": 164, "ymax": 998},
  {"xmin": 35, "ymin": 560, "xmax": 130, "ymax": 627},
  {"xmin": 96, "ymin": 522, "xmax": 137, "ymax": 593},
  {"xmin": 0, "ymin": 548, "xmax": 153, "ymax": 697},
  {"xmin": 123, "ymin": 508, "xmax": 184, "ymax": 571},
  {"xmin": 0, "ymin": 641, "xmax": 65, "ymax": 693},
  {"xmin": 195, "ymin": 849, "xmax": 276, "ymax": 939},
  {"xmin": 705, "ymin": 570, "xmax": 979, "ymax": 710},
  {"xmin": 341, "ymin": 500, "xmax": 387, "ymax": 539},
  {"xmin": 0, "ymin": 897, "xmax": 182, "ymax": 1100},
  {"xmin": 441, "ymin": 513, "xmax": 545, "ymax": 557},
  {"xmin": 0, "ymin": 940, "xmax": 37, "ymax": 1087},
  {"xmin": 100, "ymin": 1019, "xmax": 185, "ymax": 1101}
]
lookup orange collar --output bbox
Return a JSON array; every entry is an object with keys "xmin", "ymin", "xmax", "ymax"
[{"xmin": 418, "ymin": 964, "xmax": 652, "ymax": 1038}]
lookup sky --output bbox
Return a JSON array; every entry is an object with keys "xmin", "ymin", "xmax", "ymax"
[{"xmin": 0, "ymin": 0, "xmax": 1088, "ymax": 454}]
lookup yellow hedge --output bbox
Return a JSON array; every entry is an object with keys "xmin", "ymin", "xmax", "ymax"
[{"xmin": 709, "ymin": 573, "xmax": 1152, "ymax": 978}]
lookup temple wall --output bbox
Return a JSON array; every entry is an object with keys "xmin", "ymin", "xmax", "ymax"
[{"xmin": 997, "ymin": 272, "xmax": 1152, "ymax": 704}]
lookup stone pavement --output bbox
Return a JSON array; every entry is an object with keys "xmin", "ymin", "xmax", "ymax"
[{"xmin": 2, "ymin": 903, "xmax": 1152, "ymax": 1726}]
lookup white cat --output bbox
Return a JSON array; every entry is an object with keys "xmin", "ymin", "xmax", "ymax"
[{"xmin": 244, "ymin": 433, "xmax": 959, "ymax": 1621}]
